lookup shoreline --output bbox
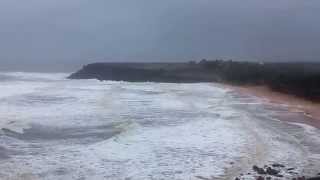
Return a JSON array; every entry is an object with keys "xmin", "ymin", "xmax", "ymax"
[
  {"xmin": 223, "ymin": 84, "xmax": 320, "ymax": 179},
  {"xmin": 224, "ymin": 84, "xmax": 320, "ymax": 129}
]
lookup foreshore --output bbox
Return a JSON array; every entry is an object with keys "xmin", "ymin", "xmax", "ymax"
[
  {"xmin": 224, "ymin": 84, "xmax": 320, "ymax": 129},
  {"xmin": 223, "ymin": 84, "xmax": 320, "ymax": 179}
]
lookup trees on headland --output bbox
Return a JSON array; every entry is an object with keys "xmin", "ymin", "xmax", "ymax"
[
  {"xmin": 200, "ymin": 60, "xmax": 320, "ymax": 101},
  {"xmin": 69, "ymin": 60, "xmax": 320, "ymax": 101}
]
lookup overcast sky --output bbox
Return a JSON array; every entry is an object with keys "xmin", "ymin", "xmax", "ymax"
[{"xmin": 0, "ymin": 0, "xmax": 319, "ymax": 71}]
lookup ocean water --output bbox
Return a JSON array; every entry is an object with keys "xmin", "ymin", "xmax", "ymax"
[{"xmin": 0, "ymin": 72, "xmax": 320, "ymax": 180}]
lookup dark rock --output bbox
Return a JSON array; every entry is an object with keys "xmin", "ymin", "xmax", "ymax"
[
  {"xmin": 275, "ymin": 174, "xmax": 284, "ymax": 177},
  {"xmin": 235, "ymin": 177, "xmax": 240, "ymax": 180},
  {"xmin": 266, "ymin": 167, "xmax": 279, "ymax": 176},
  {"xmin": 256, "ymin": 176, "xmax": 264, "ymax": 180},
  {"xmin": 287, "ymin": 168, "xmax": 295, "ymax": 171},
  {"xmin": 253, "ymin": 165, "xmax": 266, "ymax": 175},
  {"xmin": 297, "ymin": 176, "xmax": 306, "ymax": 180},
  {"xmin": 271, "ymin": 163, "xmax": 285, "ymax": 168},
  {"xmin": 307, "ymin": 177, "xmax": 320, "ymax": 180}
]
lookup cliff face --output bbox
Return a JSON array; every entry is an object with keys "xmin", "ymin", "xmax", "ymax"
[{"xmin": 68, "ymin": 62, "xmax": 219, "ymax": 83}]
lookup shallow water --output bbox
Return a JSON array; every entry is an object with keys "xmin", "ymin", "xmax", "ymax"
[{"xmin": 0, "ymin": 72, "xmax": 319, "ymax": 180}]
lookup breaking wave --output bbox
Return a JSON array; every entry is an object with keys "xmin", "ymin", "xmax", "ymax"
[{"xmin": 0, "ymin": 72, "xmax": 319, "ymax": 179}]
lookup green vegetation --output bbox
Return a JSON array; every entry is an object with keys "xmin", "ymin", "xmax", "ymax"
[
  {"xmin": 201, "ymin": 60, "xmax": 320, "ymax": 101},
  {"xmin": 70, "ymin": 60, "xmax": 320, "ymax": 101}
]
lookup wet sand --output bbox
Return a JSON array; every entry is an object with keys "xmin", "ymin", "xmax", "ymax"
[
  {"xmin": 222, "ymin": 84, "xmax": 320, "ymax": 179},
  {"xmin": 225, "ymin": 85, "xmax": 320, "ymax": 129}
]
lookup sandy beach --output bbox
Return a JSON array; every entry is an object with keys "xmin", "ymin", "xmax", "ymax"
[{"xmin": 225, "ymin": 84, "xmax": 320, "ymax": 129}]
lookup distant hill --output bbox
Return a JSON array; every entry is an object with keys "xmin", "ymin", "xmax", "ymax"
[
  {"xmin": 69, "ymin": 61, "xmax": 320, "ymax": 101},
  {"xmin": 68, "ymin": 62, "xmax": 220, "ymax": 83}
]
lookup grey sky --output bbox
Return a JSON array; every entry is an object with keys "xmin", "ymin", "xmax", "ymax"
[{"xmin": 0, "ymin": 0, "xmax": 319, "ymax": 71}]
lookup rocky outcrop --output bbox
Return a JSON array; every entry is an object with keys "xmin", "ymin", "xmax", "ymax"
[
  {"xmin": 69, "ymin": 61, "xmax": 320, "ymax": 101},
  {"xmin": 68, "ymin": 62, "xmax": 219, "ymax": 83},
  {"xmin": 235, "ymin": 164, "xmax": 320, "ymax": 180}
]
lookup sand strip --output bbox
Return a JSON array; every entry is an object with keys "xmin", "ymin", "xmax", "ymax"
[{"xmin": 224, "ymin": 85, "xmax": 320, "ymax": 129}]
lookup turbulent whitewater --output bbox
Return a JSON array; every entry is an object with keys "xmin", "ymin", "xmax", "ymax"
[{"xmin": 0, "ymin": 72, "xmax": 320, "ymax": 180}]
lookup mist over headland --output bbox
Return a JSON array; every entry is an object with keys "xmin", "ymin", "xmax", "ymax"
[{"xmin": 0, "ymin": 0, "xmax": 320, "ymax": 72}]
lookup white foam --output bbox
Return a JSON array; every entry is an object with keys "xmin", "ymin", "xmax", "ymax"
[
  {"xmin": 57, "ymin": 118, "xmax": 249, "ymax": 179},
  {"xmin": 0, "ymin": 73, "xmax": 319, "ymax": 179}
]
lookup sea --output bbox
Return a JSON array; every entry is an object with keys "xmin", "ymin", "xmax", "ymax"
[{"xmin": 0, "ymin": 72, "xmax": 319, "ymax": 180}]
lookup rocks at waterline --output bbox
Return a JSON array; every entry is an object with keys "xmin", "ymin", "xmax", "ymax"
[
  {"xmin": 306, "ymin": 177, "xmax": 320, "ymax": 180},
  {"xmin": 253, "ymin": 165, "xmax": 267, "ymax": 175},
  {"xmin": 271, "ymin": 163, "xmax": 285, "ymax": 168},
  {"xmin": 235, "ymin": 164, "xmax": 320, "ymax": 180},
  {"xmin": 266, "ymin": 167, "xmax": 281, "ymax": 176}
]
